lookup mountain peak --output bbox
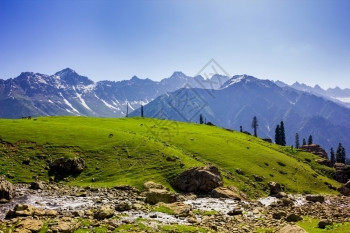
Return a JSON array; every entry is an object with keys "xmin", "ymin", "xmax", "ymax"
[
  {"xmin": 55, "ymin": 68, "xmax": 76, "ymax": 76},
  {"xmin": 170, "ymin": 71, "xmax": 187, "ymax": 79}
]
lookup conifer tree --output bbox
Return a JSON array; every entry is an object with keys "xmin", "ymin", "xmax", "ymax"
[
  {"xmin": 330, "ymin": 147, "xmax": 335, "ymax": 166},
  {"xmin": 295, "ymin": 133, "xmax": 300, "ymax": 149},
  {"xmin": 280, "ymin": 121, "xmax": 286, "ymax": 146},
  {"xmin": 275, "ymin": 125, "xmax": 280, "ymax": 145},
  {"xmin": 336, "ymin": 143, "xmax": 346, "ymax": 163},
  {"xmin": 126, "ymin": 102, "xmax": 129, "ymax": 117},
  {"xmin": 141, "ymin": 104, "xmax": 144, "ymax": 118},
  {"xmin": 308, "ymin": 135, "xmax": 313, "ymax": 145},
  {"xmin": 302, "ymin": 138, "xmax": 306, "ymax": 145},
  {"xmin": 240, "ymin": 126, "xmax": 243, "ymax": 132},
  {"xmin": 199, "ymin": 114, "xmax": 204, "ymax": 124},
  {"xmin": 251, "ymin": 116, "xmax": 258, "ymax": 137}
]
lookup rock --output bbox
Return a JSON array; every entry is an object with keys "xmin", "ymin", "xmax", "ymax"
[
  {"xmin": 33, "ymin": 209, "xmax": 45, "ymax": 216},
  {"xmin": 94, "ymin": 205, "xmax": 114, "ymax": 219},
  {"xmin": 164, "ymin": 202, "xmax": 192, "ymax": 217},
  {"xmin": 145, "ymin": 189, "xmax": 177, "ymax": 204},
  {"xmin": 227, "ymin": 208, "xmax": 243, "ymax": 216},
  {"xmin": 50, "ymin": 219, "xmax": 80, "ymax": 233},
  {"xmin": 318, "ymin": 219, "xmax": 333, "ymax": 229},
  {"xmin": 0, "ymin": 175, "xmax": 15, "ymax": 200},
  {"xmin": 254, "ymin": 175, "xmax": 264, "ymax": 182},
  {"xmin": 187, "ymin": 216, "xmax": 197, "ymax": 224},
  {"xmin": 45, "ymin": 209, "xmax": 58, "ymax": 217},
  {"xmin": 280, "ymin": 197, "xmax": 293, "ymax": 206},
  {"xmin": 300, "ymin": 144, "xmax": 328, "ymax": 159},
  {"xmin": 173, "ymin": 165, "xmax": 223, "ymax": 193},
  {"xmin": 30, "ymin": 181, "xmax": 44, "ymax": 190},
  {"xmin": 286, "ymin": 213, "xmax": 303, "ymax": 222},
  {"xmin": 273, "ymin": 211, "xmax": 287, "ymax": 219},
  {"xmin": 306, "ymin": 195, "xmax": 325, "ymax": 203},
  {"xmin": 143, "ymin": 181, "xmax": 166, "ymax": 191},
  {"xmin": 14, "ymin": 204, "xmax": 35, "ymax": 217},
  {"xmin": 276, "ymin": 225, "xmax": 307, "ymax": 233},
  {"xmin": 72, "ymin": 210, "xmax": 84, "ymax": 217},
  {"xmin": 115, "ymin": 201, "xmax": 132, "ymax": 211},
  {"xmin": 338, "ymin": 180, "xmax": 350, "ymax": 196},
  {"xmin": 316, "ymin": 159, "xmax": 332, "ymax": 167},
  {"xmin": 49, "ymin": 157, "xmax": 85, "ymax": 178},
  {"xmin": 268, "ymin": 181, "xmax": 281, "ymax": 195},
  {"xmin": 236, "ymin": 168, "xmax": 244, "ymax": 175},
  {"xmin": 262, "ymin": 138, "xmax": 273, "ymax": 143},
  {"xmin": 210, "ymin": 187, "xmax": 241, "ymax": 200},
  {"xmin": 334, "ymin": 163, "xmax": 350, "ymax": 183},
  {"xmin": 16, "ymin": 219, "xmax": 43, "ymax": 233},
  {"xmin": 276, "ymin": 192, "xmax": 288, "ymax": 198}
]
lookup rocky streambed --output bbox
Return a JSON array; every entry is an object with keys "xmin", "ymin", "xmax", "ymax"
[{"xmin": 1, "ymin": 182, "xmax": 350, "ymax": 233}]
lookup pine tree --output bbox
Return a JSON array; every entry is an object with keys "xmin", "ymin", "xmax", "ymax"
[
  {"xmin": 240, "ymin": 126, "xmax": 243, "ymax": 132},
  {"xmin": 280, "ymin": 121, "xmax": 286, "ymax": 146},
  {"xmin": 330, "ymin": 147, "xmax": 335, "ymax": 166},
  {"xmin": 251, "ymin": 116, "xmax": 258, "ymax": 137},
  {"xmin": 308, "ymin": 135, "xmax": 313, "ymax": 145},
  {"xmin": 295, "ymin": 133, "xmax": 300, "ymax": 149},
  {"xmin": 126, "ymin": 102, "xmax": 129, "ymax": 117},
  {"xmin": 199, "ymin": 114, "xmax": 204, "ymax": 124},
  {"xmin": 141, "ymin": 104, "xmax": 144, "ymax": 118},
  {"xmin": 336, "ymin": 143, "xmax": 345, "ymax": 163},
  {"xmin": 275, "ymin": 125, "xmax": 280, "ymax": 145},
  {"xmin": 302, "ymin": 138, "xmax": 306, "ymax": 145}
]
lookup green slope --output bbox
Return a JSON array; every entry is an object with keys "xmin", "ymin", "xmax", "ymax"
[{"xmin": 0, "ymin": 116, "xmax": 339, "ymax": 198}]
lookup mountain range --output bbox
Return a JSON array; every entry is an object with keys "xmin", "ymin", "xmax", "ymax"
[
  {"xmin": 0, "ymin": 68, "xmax": 228, "ymax": 118},
  {"xmin": 1, "ymin": 68, "xmax": 349, "ymax": 155}
]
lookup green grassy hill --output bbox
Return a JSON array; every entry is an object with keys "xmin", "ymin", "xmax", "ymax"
[{"xmin": 0, "ymin": 116, "xmax": 339, "ymax": 198}]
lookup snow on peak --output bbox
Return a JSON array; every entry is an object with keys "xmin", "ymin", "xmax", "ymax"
[{"xmin": 220, "ymin": 74, "xmax": 250, "ymax": 89}]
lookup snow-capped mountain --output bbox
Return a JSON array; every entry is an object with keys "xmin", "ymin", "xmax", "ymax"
[
  {"xmin": 131, "ymin": 75, "xmax": 350, "ymax": 153},
  {"xmin": 0, "ymin": 68, "xmax": 229, "ymax": 118},
  {"xmin": 275, "ymin": 80, "xmax": 350, "ymax": 108}
]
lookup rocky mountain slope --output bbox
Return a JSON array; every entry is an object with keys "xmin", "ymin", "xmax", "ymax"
[
  {"xmin": 0, "ymin": 69, "xmax": 229, "ymax": 118},
  {"xmin": 131, "ymin": 75, "xmax": 350, "ymax": 153}
]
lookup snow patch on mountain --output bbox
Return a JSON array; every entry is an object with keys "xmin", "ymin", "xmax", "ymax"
[
  {"xmin": 333, "ymin": 97, "xmax": 350, "ymax": 104},
  {"xmin": 59, "ymin": 93, "xmax": 80, "ymax": 114}
]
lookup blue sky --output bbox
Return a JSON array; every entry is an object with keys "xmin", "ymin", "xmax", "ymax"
[{"xmin": 1, "ymin": 0, "xmax": 350, "ymax": 88}]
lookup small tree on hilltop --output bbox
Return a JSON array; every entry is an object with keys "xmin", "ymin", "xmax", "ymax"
[
  {"xmin": 330, "ymin": 147, "xmax": 335, "ymax": 166},
  {"xmin": 308, "ymin": 135, "xmax": 313, "ymax": 145},
  {"xmin": 275, "ymin": 125, "xmax": 281, "ymax": 145},
  {"xmin": 280, "ymin": 121, "xmax": 286, "ymax": 146},
  {"xmin": 240, "ymin": 126, "xmax": 243, "ymax": 132},
  {"xmin": 141, "ymin": 103, "xmax": 144, "ymax": 118},
  {"xmin": 251, "ymin": 116, "xmax": 258, "ymax": 137},
  {"xmin": 295, "ymin": 133, "xmax": 300, "ymax": 149},
  {"xmin": 199, "ymin": 114, "xmax": 204, "ymax": 124},
  {"xmin": 336, "ymin": 143, "xmax": 346, "ymax": 164},
  {"xmin": 302, "ymin": 138, "xmax": 306, "ymax": 146}
]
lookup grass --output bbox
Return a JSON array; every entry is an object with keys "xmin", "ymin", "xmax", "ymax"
[
  {"xmin": 152, "ymin": 205, "xmax": 175, "ymax": 215},
  {"xmin": 0, "ymin": 116, "xmax": 340, "ymax": 197},
  {"xmin": 297, "ymin": 217, "xmax": 350, "ymax": 232},
  {"xmin": 192, "ymin": 209, "xmax": 218, "ymax": 216}
]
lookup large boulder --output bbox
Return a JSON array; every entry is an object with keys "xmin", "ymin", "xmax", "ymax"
[
  {"xmin": 145, "ymin": 188, "xmax": 177, "ymax": 204},
  {"xmin": 300, "ymin": 144, "xmax": 328, "ymax": 159},
  {"xmin": 268, "ymin": 181, "xmax": 281, "ymax": 196},
  {"xmin": 338, "ymin": 180, "xmax": 350, "ymax": 196},
  {"xmin": 94, "ymin": 205, "xmax": 114, "ymax": 220},
  {"xmin": 210, "ymin": 187, "xmax": 241, "ymax": 200},
  {"xmin": 334, "ymin": 163, "xmax": 350, "ymax": 183},
  {"xmin": 49, "ymin": 157, "xmax": 85, "ymax": 178},
  {"xmin": 16, "ymin": 219, "xmax": 43, "ymax": 233},
  {"xmin": 0, "ymin": 175, "xmax": 15, "ymax": 201},
  {"xmin": 306, "ymin": 195, "xmax": 325, "ymax": 203},
  {"xmin": 50, "ymin": 219, "xmax": 80, "ymax": 233},
  {"xmin": 276, "ymin": 225, "xmax": 307, "ymax": 233},
  {"xmin": 30, "ymin": 180, "xmax": 44, "ymax": 190},
  {"xmin": 173, "ymin": 165, "xmax": 223, "ymax": 193}
]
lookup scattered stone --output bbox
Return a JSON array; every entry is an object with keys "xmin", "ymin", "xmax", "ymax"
[
  {"xmin": 14, "ymin": 204, "xmax": 35, "ymax": 217},
  {"xmin": 50, "ymin": 219, "xmax": 80, "ymax": 233},
  {"xmin": 306, "ymin": 195, "xmax": 325, "ymax": 203},
  {"xmin": 286, "ymin": 213, "xmax": 303, "ymax": 222},
  {"xmin": 273, "ymin": 211, "xmax": 287, "ymax": 219},
  {"xmin": 0, "ymin": 175, "xmax": 15, "ymax": 200},
  {"xmin": 143, "ymin": 181, "xmax": 165, "ymax": 191},
  {"xmin": 210, "ymin": 187, "xmax": 241, "ymax": 200},
  {"xmin": 236, "ymin": 168, "xmax": 244, "ymax": 175},
  {"xmin": 227, "ymin": 208, "xmax": 243, "ymax": 216},
  {"xmin": 276, "ymin": 225, "xmax": 307, "ymax": 233},
  {"xmin": 45, "ymin": 210, "xmax": 58, "ymax": 217},
  {"xmin": 276, "ymin": 192, "xmax": 288, "ymax": 198},
  {"xmin": 338, "ymin": 180, "xmax": 350, "ymax": 196},
  {"xmin": 30, "ymin": 181, "xmax": 44, "ymax": 190},
  {"xmin": 173, "ymin": 165, "xmax": 223, "ymax": 193},
  {"xmin": 254, "ymin": 175, "xmax": 264, "ymax": 182},
  {"xmin": 16, "ymin": 219, "xmax": 43, "ymax": 233},
  {"xmin": 268, "ymin": 181, "xmax": 281, "ymax": 195},
  {"xmin": 164, "ymin": 202, "xmax": 191, "ymax": 217},
  {"xmin": 318, "ymin": 219, "xmax": 333, "ymax": 229},
  {"xmin": 49, "ymin": 157, "xmax": 85, "ymax": 178},
  {"xmin": 280, "ymin": 197, "xmax": 294, "ymax": 206},
  {"xmin": 94, "ymin": 205, "xmax": 114, "ymax": 220},
  {"xmin": 115, "ymin": 201, "xmax": 132, "ymax": 211},
  {"xmin": 187, "ymin": 216, "xmax": 197, "ymax": 224}
]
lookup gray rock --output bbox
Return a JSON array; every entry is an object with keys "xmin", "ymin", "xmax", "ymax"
[
  {"xmin": 0, "ymin": 176, "xmax": 14, "ymax": 200},
  {"xmin": 318, "ymin": 219, "xmax": 332, "ymax": 229},
  {"xmin": 306, "ymin": 195, "xmax": 325, "ymax": 203},
  {"xmin": 268, "ymin": 181, "xmax": 281, "ymax": 195},
  {"xmin": 286, "ymin": 213, "xmax": 303, "ymax": 222}
]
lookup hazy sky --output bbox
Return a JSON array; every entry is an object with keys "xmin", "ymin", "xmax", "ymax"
[{"xmin": 1, "ymin": 0, "xmax": 350, "ymax": 88}]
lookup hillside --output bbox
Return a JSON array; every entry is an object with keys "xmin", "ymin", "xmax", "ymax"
[
  {"xmin": 0, "ymin": 116, "xmax": 339, "ymax": 198},
  {"xmin": 130, "ymin": 75, "xmax": 350, "ymax": 155}
]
